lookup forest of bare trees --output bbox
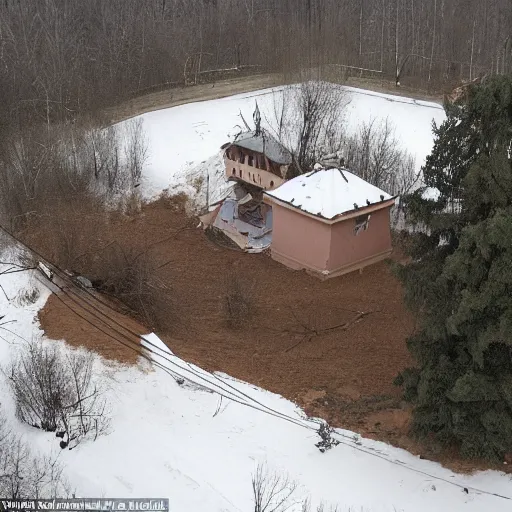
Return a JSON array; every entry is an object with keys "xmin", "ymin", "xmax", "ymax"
[{"xmin": 0, "ymin": 0, "xmax": 511, "ymax": 136}]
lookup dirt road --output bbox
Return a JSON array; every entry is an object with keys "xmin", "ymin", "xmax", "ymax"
[
  {"xmin": 105, "ymin": 72, "xmax": 443, "ymax": 125},
  {"xmin": 104, "ymin": 74, "xmax": 286, "ymax": 125}
]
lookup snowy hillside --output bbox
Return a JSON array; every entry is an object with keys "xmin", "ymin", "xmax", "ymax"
[
  {"xmin": 2, "ymin": 88, "xmax": 511, "ymax": 511},
  {"xmin": 122, "ymin": 85, "xmax": 446, "ymax": 205},
  {"xmin": 1, "ymin": 255, "xmax": 512, "ymax": 510}
]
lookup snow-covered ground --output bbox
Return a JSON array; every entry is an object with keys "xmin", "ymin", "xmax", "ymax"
[
  {"xmin": 1, "ymin": 255, "xmax": 512, "ymax": 510},
  {"xmin": 2, "ymin": 88, "xmax": 512, "ymax": 511},
  {"xmin": 123, "ymin": 85, "xmax": 446, "ymax": 207}
]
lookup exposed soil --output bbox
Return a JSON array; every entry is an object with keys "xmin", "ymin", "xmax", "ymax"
[
  {"xmin": 36, "ymin": 75, "xmax": 503, "ymax": 472},
  {"xmin": 38, "ymin": 198, "xmax": 512, "ymax": 473},
  {"xmin": 38, "ymin": 199, "xmax": 414, "ymax": 438},
  {"xmin": 36, "ymin": 76, "xmax": 498, "ymax": 472},
  {"xmin": 39, "ymin": 284, "xmax": 144, "ymax": 366}
]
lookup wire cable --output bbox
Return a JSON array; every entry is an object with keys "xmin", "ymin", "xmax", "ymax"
[{"xmin": 1, "ymin": 222, "xmax": 511, "ymax": 501}]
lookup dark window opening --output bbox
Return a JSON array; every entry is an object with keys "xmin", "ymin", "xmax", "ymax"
[
  {"xmin": 232, "ymin": 168, "xmax": 236, "ymax": 175},
  {"xmin": 270, "ymin": 180, "xmax": 274, "ymax": 187},
  {"xmin": 354, "ymin": 214, "xmax": 371, "ymax": 235},
  {"xmin": 248, "ymin": 155, "xmax": 254, "ymax": 167},
  {"xmin": 239, "ymin": 151, "xmax": 245, "ymax": 164}
]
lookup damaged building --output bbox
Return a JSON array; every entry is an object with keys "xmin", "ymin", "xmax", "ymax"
[
  {"xmin": 200, "ymin": 128, "xmax": 292, "ymax": 252},
  {"xmin": 201, "ymin": 128, "xmax": 395, "ymax": 278}
]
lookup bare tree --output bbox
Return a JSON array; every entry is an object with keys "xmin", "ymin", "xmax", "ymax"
[
  {"xmin": 6, "ymin": 340, "xmax": 111, "ymax": 449},
  {"xmin": 0, "ymin": 408, "xmax": 69, "ymax": 498},
  {"xmin": 123, "ymin": 118, "xmax": 149, "ymax": 189},
  {"xmin": 0, "ymin": 119, "xmax": 148, "ymax": 232},
  {"xmin": 272, "ymin": 81, "xmax": 348, "ymax": 174},
  {"xmin": 343, "ymin": 117, "xmax": 418, "ymax": 196},
  {"xmin": 252, "ymin": 463, "xmax": 299, "ymax": 512},
  {"xmin": 0, "ymin": 0, "xmax": 510, "ymax": 141}
]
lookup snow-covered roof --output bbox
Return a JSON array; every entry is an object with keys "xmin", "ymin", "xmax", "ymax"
[
  {"xmin": 265, "ymin": 167, "xmax": 393, "ymax": 220},
  {"xmin": 231, "ymin": 129, "xmax": 292, "ymax": 166}
]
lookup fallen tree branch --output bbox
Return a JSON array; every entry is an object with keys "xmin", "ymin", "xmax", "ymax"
[
  {"xmin": 321, "ymin": 311, "xmax": 372, "ymax": 333},
  {"xmin": 284, "ymin": 310, "xmax": 375, "ymax": 353},
  {"xmin": 284, "ymin": 334, "xmax": 314, "ymax": 353}
]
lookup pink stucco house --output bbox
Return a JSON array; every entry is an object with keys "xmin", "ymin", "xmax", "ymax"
[{"xmin": 264, "ymin": 167, "xmax": 395, "ymax": 279}]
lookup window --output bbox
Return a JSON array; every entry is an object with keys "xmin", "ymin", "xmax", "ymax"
[
  {"xmin": 239, "ymin": 151, "xmax": 245, "ymax": 164},
  {"xmin": 232, "ymin": 168, "xmax": 236, "ymax": 175},
  {"xmin": 354, "ymin": 214, "xmax": 371, "ymax": 235},
  {"xmin": 270, "ymin": 180, "xmax": 274, "ymax": 188},
  {"xmin": 248, "ymin": 155, "xmax": 254, "ymax": 167}
]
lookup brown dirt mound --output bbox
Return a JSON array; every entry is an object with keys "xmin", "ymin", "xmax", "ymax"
[
  {"xmin": 39, "ymin": 288, "xmax": 144, "ymax": 366},
  {"xmin": 38, "ymin": 198, "xmax": 509, "ymax": 472},
  {"xmin": 39, "ymin": 197, "xmax": 414, "ymax": 431}
]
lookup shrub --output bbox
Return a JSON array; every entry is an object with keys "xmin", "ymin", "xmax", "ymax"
[
  {"xmin": 0, "ymin": 406, "xmax": 69, "ymax": 498},
  {"xmin": 16, "ymin": 286, "xmax": 40, "ymax": 306},
  {"xmin": 91, "ymin": 243, "xmax": 173, "ymax": 330},
  {"xmin": 7, "ymin": 340, "xmax": 110, "ymax": 449},
  {"xmin": 251, "ymin": 463, "xmax": 343, "ymax": 512},
  {"xmin": 252, "ymin": 463, "xmax": 298, "ymax": 512}
]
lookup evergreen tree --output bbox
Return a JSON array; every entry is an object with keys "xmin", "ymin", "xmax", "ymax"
[{"xmin": 396, "ymin": 76, "xmax": 512, "ymax": 460}]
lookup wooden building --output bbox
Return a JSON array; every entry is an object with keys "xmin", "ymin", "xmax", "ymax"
[{"xmin": 222, "ymin": 129, "xmax": 292, "ymax": 191}]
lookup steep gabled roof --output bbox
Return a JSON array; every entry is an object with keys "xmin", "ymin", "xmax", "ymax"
[
  {"xmin": 265, "ymin": 167, "xmax": 393, "ymax": 220},
  {"xmin": 230, "ymin": 129, "xmax": 292, "ymax": 166}
]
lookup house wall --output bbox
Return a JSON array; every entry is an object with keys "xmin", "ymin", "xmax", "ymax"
[
  {"xmin": 327, "ymin": 206, "xmax": 393, "ymax": 274},
  {"xmin": 224, "ymin": 155, "xmax": 285, "ymax": 191},
  {"xmin": 270, "ymin": 202, "xmax": 393, "ymax": 279},
  {"xmin": 270, "ymin": 203, "xmax": 332, "ymax": 273}
]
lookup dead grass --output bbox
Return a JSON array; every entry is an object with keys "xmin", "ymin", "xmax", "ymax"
[
  {"xmin": 103, "ymin": 74, "xmax": 287, "ymax": 125},
  {"xmin": 103, "ymin": 72, "xmax": 443, "ymax": 126}
]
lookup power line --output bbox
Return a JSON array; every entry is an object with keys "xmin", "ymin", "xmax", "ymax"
[
  {"xmin": 34, "ymin": 273, "xmax": 318, "ymax": 431},
  {"xmin": 0, "ymin": 223, "xmax": 511, "ymax": 501},
  {"xmin": 0, "ymin": 222, "xmax": 330, "ymax": 431},
  {"xmin": 33, "ymin": 276, "xmax": 512, "ymax": 501}
]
